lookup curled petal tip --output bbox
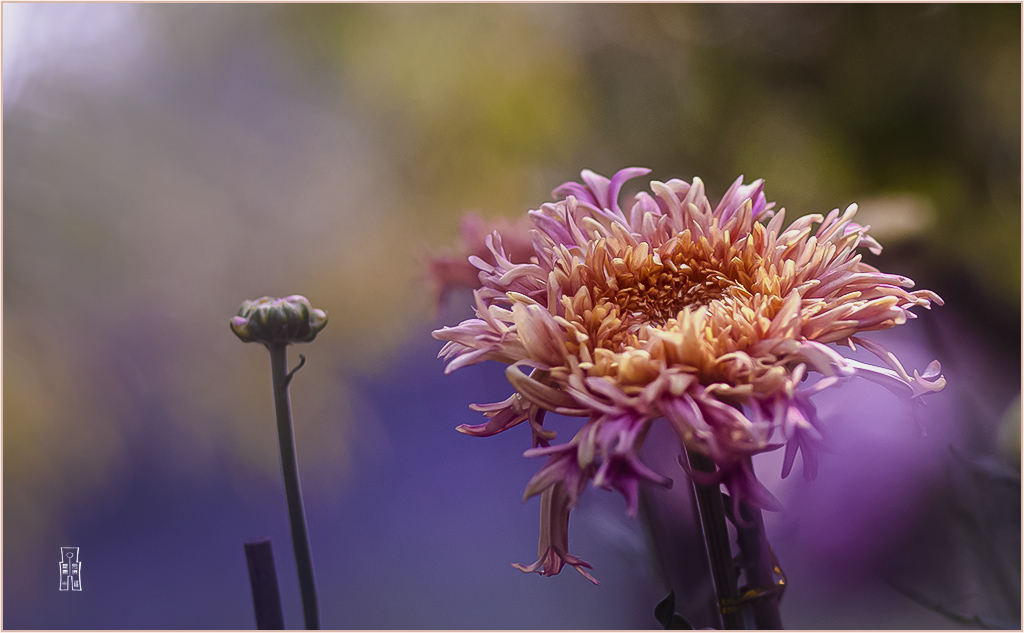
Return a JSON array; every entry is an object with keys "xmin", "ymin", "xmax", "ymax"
[
  {"xmin": 512, "ymin": 551, "xmax": 600, "ymax": 585},
  {"xmin": 510, "ymin": 561, "xmax": 539, "ymax": 574}
]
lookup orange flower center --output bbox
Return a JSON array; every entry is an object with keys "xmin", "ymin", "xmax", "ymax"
[
  {"xmin": 551, "ymin": 227, "xmax": 790, "ymax": 386},
  {"xmin": 605, "ymin": 253, "xmax": 748, "ymax": 327},
  {"xmin": 575, "ymin": 231, "xmax": 762, "ymax": 333}
]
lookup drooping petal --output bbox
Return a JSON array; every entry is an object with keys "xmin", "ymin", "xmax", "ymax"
[{"xmin": 512, "ymin": 482, "xmax": 600, "ymax": 585}]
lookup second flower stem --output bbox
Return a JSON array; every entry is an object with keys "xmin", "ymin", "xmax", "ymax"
[
  {"xmin": 734, "ymin": 497, "xmax": 784, "ymax": 630},
  {"xmin": 686, "ymin": 449, "xmax": 746, "ymax": 630},
  {"xmin": 268, "ymin": 343, "xmax": 320, "ymax": 630}
]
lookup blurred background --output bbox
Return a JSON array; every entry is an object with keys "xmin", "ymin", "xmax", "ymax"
[{"xmin": 3, "ymin": 3, "xmax": 1019, "ymax": 629}]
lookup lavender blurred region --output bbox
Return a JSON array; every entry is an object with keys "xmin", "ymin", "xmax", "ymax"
[{"xmin": 3, "ymin": 4, "xmax": 1019, "ymax": 630}]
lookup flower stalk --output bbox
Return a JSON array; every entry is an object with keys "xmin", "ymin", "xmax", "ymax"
[
  {"xmin": 232, "ymin": 295, "xmax": 327, "ymax": 630},
  {"xmin": 733, "ymin": 498, "xmax": 784, "ymax": 630},
  {"xmin": 244, "ymin": 539, "xmax": 286, "ymax": 630},
  {"xmin": 269, "ymin": 343, "xmax": 320, "ymax": 630}
]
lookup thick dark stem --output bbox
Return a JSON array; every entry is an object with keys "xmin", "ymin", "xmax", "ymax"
[
  {"xmin": 686, "ymin": 449, "xmax": 746, "ymax": 630},
  {"xmin": 244, "ymin": 539, "xmax": 285, "ymax": 630},
  {"xmin": 735, "ymin": 499, "xmax": 784, "ymax": 630},
  {"xmin": 268, "ymin": 343, "xmax": 321, "ymax": 630}
]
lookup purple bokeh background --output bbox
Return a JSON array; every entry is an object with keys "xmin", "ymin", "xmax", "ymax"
[{"xmin": 4, "ymin": 4, "xmax": 1018, "ymax": 630}]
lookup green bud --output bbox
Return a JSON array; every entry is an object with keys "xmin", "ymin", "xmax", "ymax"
[{"xmin": 231, "ymin": 295, "xmax": 327, "ymax": 345}]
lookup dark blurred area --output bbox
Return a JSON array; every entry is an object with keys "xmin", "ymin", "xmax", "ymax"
[{"xmin": 3, "ymin": 4, "xmax": 1019, "ymax": 629}]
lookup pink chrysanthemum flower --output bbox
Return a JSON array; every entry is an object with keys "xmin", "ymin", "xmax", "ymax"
[{"xmin": 433, "ymin": 168, "xmax": 945, "ymax": 584}]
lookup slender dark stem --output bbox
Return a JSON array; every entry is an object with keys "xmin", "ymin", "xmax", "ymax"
[
  {"xmin": 244, "ymin": 539, "xmax": 285, "ymax": 630},
  {"xmin": 686, "ymin": 448, "xmax": 746, "ymax": 630},
  {"xmin": 735, "ymin": 497, "xmax": 784, "ymax": 630},
  {"xmin": 268, "ymin": 343, "xmax": 321, "ymax": 630}
]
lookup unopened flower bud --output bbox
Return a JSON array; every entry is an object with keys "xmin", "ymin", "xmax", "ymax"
[{"xmin": 231, "ymin": 295, "xmax": 327, "ymax": 345}]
